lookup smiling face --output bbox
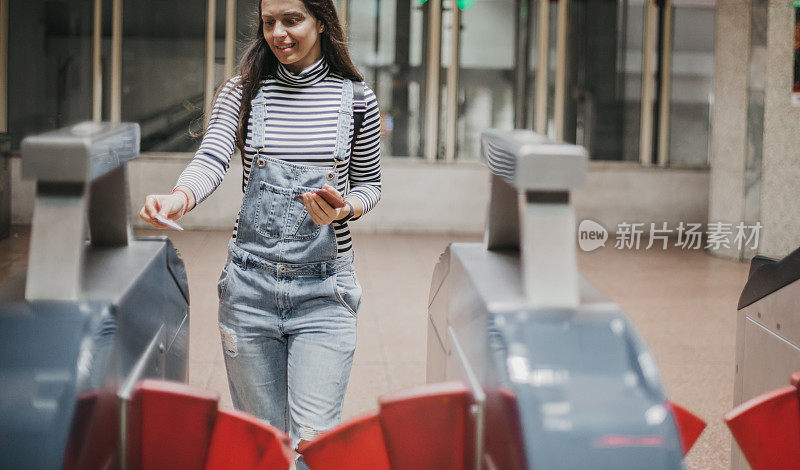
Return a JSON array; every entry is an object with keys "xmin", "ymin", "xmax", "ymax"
[{"xmin": 261, "ymin": 0, "xmax": 324, "ymax": 74}]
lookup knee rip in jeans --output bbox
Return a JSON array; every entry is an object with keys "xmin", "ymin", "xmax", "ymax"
[
  {"xmin": 297, "ymin": 424, "xmax": 325, "ymax": 444},
  {"xmin": 219, "ymin": 324, "xmax": 238, "ymax": 357}
]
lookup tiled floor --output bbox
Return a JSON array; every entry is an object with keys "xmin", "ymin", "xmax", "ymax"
[{"xmin": 0, "ymin": 226, "xmax": 750, "ymax": 469}]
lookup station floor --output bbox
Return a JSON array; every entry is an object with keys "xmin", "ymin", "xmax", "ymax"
[{"xmin": 0, "ymin": 227, "xmax": 749, "ymax": 469}]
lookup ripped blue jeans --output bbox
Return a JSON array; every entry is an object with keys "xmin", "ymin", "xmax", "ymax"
[{"xmin": 217, "ymin": 241, "xmax": 360, "ymax": 449}]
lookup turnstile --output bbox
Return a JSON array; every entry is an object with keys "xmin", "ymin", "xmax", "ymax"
[
  {"xmin": 427, "ymin": 130, "xmax": 693, "ymax": 469},
  {"xmin": 0, "ymin": 122, "xmax": 190, "ymax": 469},
  {"xmin": 732, "ymin": 247, "xmax": 800, "ymax": 469}
]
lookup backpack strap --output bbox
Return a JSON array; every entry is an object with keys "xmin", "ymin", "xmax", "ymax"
[{"xmin": 352, "ymin": 81, "xmax": 366, "ymax": 146}]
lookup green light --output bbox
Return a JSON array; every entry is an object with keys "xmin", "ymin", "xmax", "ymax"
[
  {"xmin": 414, "ymin": 0, "xmax": 473, "ymax": 8},
  {"xmin": 414, "ymin": 0, "xmax": 473, "ymax": 7}
]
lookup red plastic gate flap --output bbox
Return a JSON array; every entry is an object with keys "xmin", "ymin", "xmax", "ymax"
[
  {"xmin": 303, "ymin": 381, "xmax": 474, "ymax": 470},
  {"xmin": 302, "ymin": 414, "xmax": 391, "ymax": 470},
  {"xmin": 126, "ymin": 380, "xmax": 292, "ymax": 470},
  {"xmin": 724, "ymin": 381, "xmax": 800, "ymax": 470},
  {"xmin": 665, "ymin": 401, "xmax": 706, "ymax": 455}
]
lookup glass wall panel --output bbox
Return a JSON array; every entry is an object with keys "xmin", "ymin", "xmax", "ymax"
[
  {"xmin": 456, "ymin": 0, "xmax": 515, "ymax": 161},
  {"xmin": 349, "ymin": 0, "xmax": 423, "ymax": 157},
  {"xmin": 7, "ymin": 0, "xmax": 93, "ymax": 148},
  {"xmin": 121, "ymin": 0, "xmax": 206, "ymax": 152},
  {"xmin": 215, "ymin": 0, "xmax": 228, "ymax": 87},
  {"xmin": 546, "ymin": 0, "xmax": 559, "ymax": 138},
  {"xmin": 102, "ymin": 0, "xmax": 113, "ymax": 121},
  {"xmin": 405, "ymin": 2, "xmax": 425, "ymax": 157},
  {"xmin": 552, "ymin": 0, "xmax": 643, "ymax": 161},
  {"xmin": 619, "ymin": 0, "xmax": 644, "ymax": 162},
  {"xmin": 440, "ymin": 0, "xmax": 453, "ymax": 159},
  {"xmin": 525, "ymin": 0, "xmax": 540, "ymax": 130},
  {"xmin": 666, "ymin": 3, "xmax": 714, "ymax": 166},
  {"xmin": 237, "ymin": 0, "xmax": 259, "ymax": 64},
  {"xmin": 349, "ymin": 0, "xmax": 379, "ymax": 85}
]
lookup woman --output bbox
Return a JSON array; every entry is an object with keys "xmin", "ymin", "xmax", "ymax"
[{"xmin": 139, "ymin": 0, "xmax": 381, "ymax": 463}]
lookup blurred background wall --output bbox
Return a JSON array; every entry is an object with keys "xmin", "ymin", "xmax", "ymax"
[{"xmin": 2, "ymin": 0, "xmax": 798, "ymax": 259}]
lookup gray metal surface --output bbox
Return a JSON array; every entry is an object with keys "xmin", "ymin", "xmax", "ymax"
[
  {"xmin": 732, "ymin": 259, "xmax": 800, "ymax": 470},
  {"xmin": 22, "ymin": 122, "xmax": 140, "ymax": 300},
  {"xmin": 428, "ymin": 130, "xmax": 685, "ymax": 469},
  {"xmin": 0, "ymin": 237, "xmax": 190, "ymax": 469},
  {"xmin": 482, "ymin": 129, "xmax": 587, "ymax": 308},
  {"xmin": 481, "ymin": 129, "xmax": 587, "ymax": 191},
  {"xmin": 428, "ymin": 245, "xmax": 684, "ymax": 470},
  {"xmin": 21, "ymin": 121, "xmax": 139, "ymax": 183},
  {"xmin": 0, "ymin": 123, "xmax": 188, "ymax": 469}
]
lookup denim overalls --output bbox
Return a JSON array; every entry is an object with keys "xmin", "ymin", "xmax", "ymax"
[{"xmin": 217, "ymin": 79, "xmax": 362, "ymax": 451}]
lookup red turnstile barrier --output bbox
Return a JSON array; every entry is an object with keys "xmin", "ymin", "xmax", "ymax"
[
  {"xmin": 122, "ymin": 380, "xmax": 705, "ymax": 470},
  {"xmin": 126, "ymin": 380, "xmax": 293, "ymax": 470},
  {"xmin": 302, "ymin": 383, "xmax": 706, "ymax": 469},
  {"xmin": 666, "ymin": 401, "xmax": 706, "ymax": 456},
  {"xmin": 302, "ymin": 382, "xmax": 474, "ymax": 470},
  {"xmin": 724, "ymin": 371, "xmax": 800, "ymax": 470}
]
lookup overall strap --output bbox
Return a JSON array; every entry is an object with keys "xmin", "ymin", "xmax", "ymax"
[
  {"xmin": 334, "ymin": 79, "xmax": 354, "ymax": 162},
  {"xmin": 352, "ymin": 81, "xmax": 366, "ymax": 146},
  {"xmin": 250, "ymin": 87, "xmax": 268, "ymax": 151}
]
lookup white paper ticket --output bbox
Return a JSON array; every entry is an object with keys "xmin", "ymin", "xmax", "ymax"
[{"xmin": 154, "ymin": 214, "xmax": 184, "ymax": 231}]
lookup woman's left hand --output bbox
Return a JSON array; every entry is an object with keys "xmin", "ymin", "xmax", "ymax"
[{"xmin": 301, "ymin": 184, "xmax": 346, "ymax": 226}]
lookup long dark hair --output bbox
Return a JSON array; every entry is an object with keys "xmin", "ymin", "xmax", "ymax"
[{"xmin": 228, "ymin": 0, "xmax": 363, "ymax": 156}]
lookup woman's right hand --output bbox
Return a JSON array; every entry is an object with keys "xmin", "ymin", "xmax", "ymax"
[{"xmin": 138, "ymin": 193, "xmax": 186, "ymax": 229}]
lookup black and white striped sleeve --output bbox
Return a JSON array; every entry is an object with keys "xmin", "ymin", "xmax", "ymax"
[
  {"xmin": 174, "ymin": 77, "xmax": 242, "ymax": 203},
  {"xmin": 347, "ymin": 85, "xmax": 381, "ymax": 220}
]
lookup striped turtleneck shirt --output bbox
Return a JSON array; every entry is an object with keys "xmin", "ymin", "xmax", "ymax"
[{"xmin": 175, "ymin": 58, "xmax": 382, "ymax": 256}]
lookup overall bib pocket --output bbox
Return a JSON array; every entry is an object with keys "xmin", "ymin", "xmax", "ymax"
[
  {"xmin": 256, "ymin": 181, "xmax": 289, "ymax": 238},
  {"xmin": 256, "ymin": 181, "xmax": 322, "ymax": 240}
]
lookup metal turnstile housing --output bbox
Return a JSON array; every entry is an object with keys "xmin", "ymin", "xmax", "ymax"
[
  {"xmin": 0, "ymin": 122, "xmax": 190, "ymax": 469},
  {"xmin": 731, "ymin": 248, "xmax": 800, "ymax": 470},
  {"xmin": 427, "ymin": 129, "xmax": 686, "ymax": 469}
]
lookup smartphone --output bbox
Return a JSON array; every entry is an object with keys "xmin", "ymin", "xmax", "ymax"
[
  {"xmin": 315, "ymin": 188, "xmax": 346, "ymax": 208},
  {"xmin": 294, "ymin": 188, "xmax": 346, "ymax": 209}
]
